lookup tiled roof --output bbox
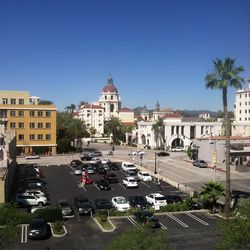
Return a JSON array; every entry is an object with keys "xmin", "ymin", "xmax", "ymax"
[
  {"xmin": 80, "ymin": 104, "xmax": 104, "ymax": 109},
  {"xmin": 119, "ymin": 107, "xmax": 133, "ymax": 112}
]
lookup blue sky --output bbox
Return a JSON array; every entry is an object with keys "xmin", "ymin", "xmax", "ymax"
[{"xmin": 0, "ymin": 0, "xmax": 249, "ymax": 112}]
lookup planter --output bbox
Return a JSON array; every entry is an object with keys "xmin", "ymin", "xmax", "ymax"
[
  {"xmin": 49, "ymin": 222, "xmax": 67, "ymax": 238},
  {"xmin": 94, "ymin": 217, "xmax": 116, "ymax": 232}
]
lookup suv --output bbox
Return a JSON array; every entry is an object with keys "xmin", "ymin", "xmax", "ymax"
[
  {"xmin": 16, "ymin": 194, "xmax": 48, "ymax": 207},
  {"xmin": 193, "ymin": 160, "xmax": 208, "ymax": 168},
  {"xmin": 121, "ymin": 162, "xmax": 137, "ymax": 172},
  {"xmin": 74, "ymin": 194, "xmax": 94, "ymax": 215}
]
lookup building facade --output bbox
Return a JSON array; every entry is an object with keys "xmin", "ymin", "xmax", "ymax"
[{"xmin": 0, "ymin": 91, "xmax": 57, "ymax": 155}]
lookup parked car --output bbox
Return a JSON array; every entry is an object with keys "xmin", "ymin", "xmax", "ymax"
[
  {"xmin": 138, "ymin": 171, "xmax": 152, "ymax": 182},
  {"xmin": 171, "ymin": 146, "xmax": 184, "ymax": 152},
  {"xmin": 165, "ymin": 194, "xmax": 182, "ymax": 204},
  {"xmin": 16, "ymin": 194, "xmax": 48, "ymax": 207},
  {"xmin": 121, "ymin": 162, "xmax": 137, "ymax": 172},
  {"xmin": 74, "ymin": 194, "xmax": 94, "ymax": 215},
  {"xmin": 122, "ymin": 177, "xmax": 138, "ymax": 188},
  {"xmin": 57, "ymin": 199, "xmax": 74, "ymax": 218},
  {"xmin": 97, "ymin": 166, "xmax": 107, "ymax": 175},
  {"xmin": 92, "ymin": 151, "xmax": 102, "ymax": 157},
  {"xmin": 69, "ymin": 159, "xmax": 83, "ymax": 166},
  {"xmin": 102, "ymin": 163, "xmax": 111, "ymax": 171},
  {"xmin": 80, "ymin": 175, "xmax": 93, "ymax": 185},
  {"xmin": 26, "ymin": 155, "xmax": 40, "ymax": 160},
  {"xmin": 111, "ymin": 196, "xmax": 130, "ymax": 212},
  {"xmin": 132, "ymin": 150, "xmax": 145, "ymax": 156},
  {"xmin": 17, "ymin": 189, "xmax": 47, "ymax": 198},
  {"xmin": 80, "ymin": 153, "xmax": 93, "ymax": 161},
  {"xmin": 129, "ymin": 195, "xmax": 149, "ymax": 209},
  {"xmin": 72, "ymin": 165, "xmax": 83, "ymax": 175},
  {"xmin": 125, "ymin": 170, "xmax": 139, "ymax": 181},
  {"xmin": 193, "ymin": 160, "xmax": 208, "ymax": 168},
  {"xmin": 90, "ymin": 157, "xmax": 101, "ymax": 164},
  {"xmin": 133, "ymin": 210, "xmax": 161, "ymax": 229},
  {"xmin": 104, "ymin": 172, "xmax": 118, "ymax": 183},
  {"xmin": 86, "ymin": 165, "xmax": 96, "ymax": 174},
  {"xmin": 96, "ymin": 179, "xmax": 111, "ymax": 190},
  {"xmin": 28, "ymin": 218, "xmax": 48, "ymax": 239},
  {"xmin": 145, "ymin": 193, "xmax": 167, "ymax": 207},
  {"xmin": 95, "ymin": 198, "xmax": 113, "ymax": 210},
  {"xmin": 157, "ymin": 151, "xmax": 170, "ymax": 157},
  {"xmin": 110, "ymin": 163, "xmax": 119, "ymax": 170}
]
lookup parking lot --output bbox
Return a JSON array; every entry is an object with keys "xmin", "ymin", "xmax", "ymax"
[{"xmin": 12, "ymin": 155, "xmax": 222, "ymax": 250}]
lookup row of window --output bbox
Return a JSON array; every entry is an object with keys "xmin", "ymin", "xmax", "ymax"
[
  {"xmin": 239, "ymin": 93, "xmax": 250, "ymax": 98},
  {"xmin": 238, "ymin": 109, "xmax": 250, "ymax": 114},
  {"xmin": 18, "ymin": 134, "xmax": 51, "ymax": 140},
  {"xmin": 238, "ymin": 101, "xmax": 250, "ymax": 106},
  {"xmin": 2, "ymin": 98, "xmax": 24, "ymax": 105},
  {"xmin": 239, "ymin": 117, "xmax": 250, "ymax": 121},
  {"xmin": 9, "ymin": 110, "xmax": 52, "ymax": 117},
  {"xmin": 10, "ymin": 122, "xmax": 51, "ymax": 129}
]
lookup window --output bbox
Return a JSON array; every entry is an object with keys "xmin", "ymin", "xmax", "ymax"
[
  {"xmin": 30, "ymin": 123, "xmax": 35, "ymax": 128},
  {"xmin": 29, "ymin": 134, "xmax": 35, "ymax": 140},
  {"xmin": 239, "ymin": 102, "xmax": 241, "ymax": 106},
  {"xmin": 240, "ymin": 118, "xmax": 241, "ymax": 121},
  {"xmin": 46, "ymin": 111, "xmax": 51, "ymax": 117},
  {"xmin": 111, "ymin": 95, "xmax": 113, "ymax": 100},
  {"xmin": 11, "ymin": 98, "xmax": 16, "ymax": 104},
  {"xmin": 245, "ymin": 102, "xmax": 247, "ymax": 105},
  {"xmin": 245, "ymin": 94, "xmax": 247, "ymax": 97},
  {"xmin": 38, "ymin": 111, "xmax": 43, "ymax": 117},
  {"xmin": 105, "ymin": 95, "xmax": 107, "ymax": 100},
  {"xmin": 18, "ymin": 134, "xmax": 24, "ymax": 140},
  {"xmin": 10, "ymin": 110, "xmax": 16, "ymax": 116},
  {"xmin": 38, "ymin": 123, "xmax": 43, "ymax": 129},
  {"xmin": 19, "ymin": 99, "xmax": 24, "ymax": 104},
  {"xmin": 46, "ymin": 123, "xmax": 51, "ymax": 129},
  {"xmin": 38, "ymin": 134, "xmax": 43, "ymax": 140},
  {"xmin": 2, "ymin": 98, "xmax": 8, "ymax": 104},
  {"xmin": 240, "ymin": 94, "xmax": 242, "ymax": 98},
  {"xmin": 30, "ymin": 111, "xmax": 35, "ymax": 117},
  {"xmin": 10, "ymin": 122, "xmax": 15, "ymax": 129},
  {"xmin": 245, "ymin": 118, "xmax": 247, "ymax": 121},
  {"xmin": 239, "ymin": 110, "xmax": 241, "ymax": 114},
  {"xmin": 46, "ymin": 134, "xmax": 51, "ymax": 140},
  {"xmin": 245, "ymin": 110, "xmax": 247, "ymax": 114},
  {"xmin": 18, "ymin": 122, "xmax": 24, "ymax": 128},
  {"xmin": 18, "ymin": 110, "xmax": 24, "ymax": 117}
]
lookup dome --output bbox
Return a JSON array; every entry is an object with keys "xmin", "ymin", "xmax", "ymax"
[{"xmin": 102, "ymin": 75, "xmax": 118, "ymax": 93}]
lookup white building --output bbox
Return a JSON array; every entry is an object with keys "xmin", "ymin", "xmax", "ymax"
[
  {"xmin": 99, "ymin": 76, "xmax": 121, "ymax": 120},
  {"xmin": 76, "ymin": 103, "xmax": 104, "ymax": 137}
]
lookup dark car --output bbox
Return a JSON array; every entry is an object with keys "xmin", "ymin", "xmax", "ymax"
[
  {"xmin": 95, "ymin": 198, "xmax": 113, "ymax": 210},
  {"xmin": 110, "ymin": 163, "xmax": 119, "ymax": 170},
  {"xmin": 28, "ymin": 218, "xmax": 48, "ymax": 239},
  {"xmin": 104, "ymin": 172, "xmax": 118, "ymax": 183},
  {"xmin": 165, "ymin": 195, "xmax": 182, "ymax": 204},
  {"xmin": 74, "ymin": 194, "xmax": 94, "ymax": 215},
  {"xmin": 97, "ymin": 166, "xmax": 107, "ymax": 175},
  {"xmin": 129, "ymin": 195, "xmax": 149, "ymax": 209},
  {"xmin": 86, "ymin": 165, "xmax": 96, "ymax": 174},
  {"xmin": 133, "ymin": 211, "xmax": 161, "ymax": 229},
  {"xmin": 57, "ymin": 199, "xmax": 74, "ymax": 218},
  {"xmin": 69, "ymin": 160, "xmax": 83, "ymax": 166},
  {"xmin": 96, "ymin": 179, "xmax": 111, "ymax": 190},
  {"xmin": 92, "ymin": 151, "xmax": 102, "ymax": 157},
  {"xmin": 81, "ymin": 153, "xmax": 93, "ymax": 161},
  {"xmin": 157, "ymin": 151, "xmax": 170, "ymax": 157}
]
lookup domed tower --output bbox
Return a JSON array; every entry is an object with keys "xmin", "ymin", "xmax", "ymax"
[
  {"xmin": 140, "ymin": 104, "xmax": 150, "ymax": 121},
  {"xmin": 153, "ymin": 101, "xmax": 160, "ymax": 121},
  {"xmin": 99, "ymin": 75, "xmax": 121, "ymax": 119}
]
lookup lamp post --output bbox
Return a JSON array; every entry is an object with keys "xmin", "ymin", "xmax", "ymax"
[{"xmin": 154, "ymin": 152, "xmax": 157, "ymax": 174}]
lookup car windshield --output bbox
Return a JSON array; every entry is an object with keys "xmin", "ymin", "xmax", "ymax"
[
  {"xmin": 128, "ymin": 179, "xmax": 135, "ymax": 182},
  {"xmin": 200, "ymin": 161, "xmax": 206, "ymax": 163},
  {"xmin": 155, "ymin": 196, "xmax": 166, "ymax": 201},
  {"xmin": 143, "ymin": 173, "xmax": 150, "ymax": 176},
  {"xmin": 117, "ymin": 198, "xmax": 127, "ymax": 204}
]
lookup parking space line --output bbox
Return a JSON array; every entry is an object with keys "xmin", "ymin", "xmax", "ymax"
[
  {"xmin": 77, "ymin": 182, "xmax": 87, "ymax": 192},
  {"xmin": 93, "ymin": 183, "xmax": 100, "ymax": 191},
  {"xmin": 118, "ymin": 183, "xmax": 126, "ymax": 190},
  {"xmin": 21, "ymin": 224, "xmax": 28, "ymax": 243},
  {"xmin": 160, "ymin": 222, "xmax": 167, "ymax": 230},
  {"xmin": 185, "ymin": 212, "xmax": 209, "ymax": 226},
  {"xmin": 140, "ymin": 182, "xmax": 152, "ymax": 188},
  {"xmin": 167, "ymin": 214, "xmax": 189, "ymax": 228},
  {"xmin": 127, "ymin": 217, "xmax": 142, "ymax": 229}
]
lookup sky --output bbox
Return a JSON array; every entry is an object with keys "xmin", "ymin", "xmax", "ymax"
[{"xmin": 0, "ymin": 0, "xmax": 249, "ymax": 112}]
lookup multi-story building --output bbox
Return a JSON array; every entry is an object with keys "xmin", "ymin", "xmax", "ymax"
[
  {"xmin": 76, "ymin": 103, "xmax": 104, "ymax": 137},
  {"xmin": 0, "ymin": 91, "xmax": 57, "ymax": 155}
]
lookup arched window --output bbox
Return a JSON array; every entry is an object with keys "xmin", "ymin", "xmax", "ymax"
[
  {"xmin": 105, "ymin": 95, "xmax": 107, "ymax": 100},
  {"xmin": 110, "ymin": 104, "xmax": 114, "ymax": 112}
]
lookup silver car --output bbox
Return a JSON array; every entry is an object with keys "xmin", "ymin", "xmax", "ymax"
[{"xmin": 193, "ymin": 160, "xmax": 208, "ymax": 168}]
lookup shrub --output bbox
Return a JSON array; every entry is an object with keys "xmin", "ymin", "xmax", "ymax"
[
  {"xmin": 52, "ymin": 221, "xmax": 64, "ymax": 234},
  {"xmin": 33, "ymin": 208, "xmax": 63, "ymax": 222}
]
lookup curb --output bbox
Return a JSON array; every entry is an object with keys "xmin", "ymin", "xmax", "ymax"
[
  {"xmin": 49, "ymin": 223, "xmax": 68, "ymax": 238},
  {"xmin": 93, "ymin": 217, "xmax": 116, "ymax": 232}
]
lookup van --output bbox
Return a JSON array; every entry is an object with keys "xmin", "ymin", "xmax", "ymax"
[{"xmin": 121, "ymin": 162, "xmax": 137, "ymax": 172}]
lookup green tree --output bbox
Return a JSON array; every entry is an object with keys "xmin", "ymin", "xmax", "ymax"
[
  {"xmin": 0, "ymin": 225, "xmax": 18, "ymax": 250},
  {"xmin": 107, "ymin": 227, "xmax": 173, "ymax": 250},
  {"xmin": 89, "ymin": 126, "xmax": 97, "ymax": 138},
  {"xmin": 205, "ymin": 57, "xmax": 244, "ymax": 217},
  {"xmin": 152, "ymin": 118, "xmax": 164, "ymax": 149},
  {"xmin": 200, "ymin": 180, "xmax": 225, "ymax": 209},
  {"xmin": 38, "ymin": 99, "xmax": 53, "ymax": 105},
  {"xmin": 187, "ymin": 146, "xmax": 192, "ymax": 159},
  {"xmin": 104, "ymin": 116, "xmax": 123, "ymax": 144},
  {"xmin": 65, "ymin": 104, "xmax": 76, "ymax": 115},
  {"xmin": 216, "ymin": 198, "xmax": 250, "ymax": 250}
]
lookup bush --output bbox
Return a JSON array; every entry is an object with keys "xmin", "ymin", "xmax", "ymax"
[
  {"xmin": 33, "ymin": 208, "xmax": 63, "ymax": 222},
  {"xmin": 52, "ymin": 221, "xmax": 64, "ymax": 234},
  {"xmin": 97, "ymin": 210, "xmax": 108, "ymax": 222}
]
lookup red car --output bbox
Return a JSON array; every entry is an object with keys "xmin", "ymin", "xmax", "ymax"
[{"xmin": 80, "ymin": 175, "xmax": 93, "ymax": 185}]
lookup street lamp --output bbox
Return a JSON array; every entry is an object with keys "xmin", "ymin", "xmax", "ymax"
[{"xmin": 154, "ymin": 152, "xmax": 157, "ymax": 174}]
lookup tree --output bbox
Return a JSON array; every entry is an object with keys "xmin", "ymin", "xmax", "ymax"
[
  {"xmin": 216, "ymin": 198, "xmax": 250, "ymax": 250},
  {"xmin": 152, "ymin": 118, "xmax": 164, "ymax": 149},
  {"xmin": 0, "ymin": 225, "xmax": 18, "ymax": 250},
  {"xmin": 104, "ymin": 116, "xmax": 123, "ymax": 144},
  {"xmin": 199, "ymin": 180, "xmax": 225, "ymax": 209},
  {"xmin": 89, "ymin": 126, "xmax": 97, "ymax": 138},
  {"xmin": 38, "ymin": 99, "xmax": 53, "ymax": 105},
  {"xmin": 205, "ymin": 57, "xmax": 244, "ymax": 217},
  {"xmin": 65, "ymin": 104, "xmax": 76, "ymax": 115},
  {"xmin": 107, "ymin": 227, "xmax": 173, "ymax": 250}
]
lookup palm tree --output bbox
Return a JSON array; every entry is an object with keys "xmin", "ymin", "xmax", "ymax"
[
  {"xmin": 104, "ymin": 116, "xmax": 123, "ymax": 144},
  {"xmin": 152, "ymin": 118, "xmax": 164, "ymax": 149},
  {"xmin": 200, "ymin": 180, "xmax": 225, "ymax": 210},
  {"xmin": 205, "ymin": 57, "xmax": 244, "ymax": 217}
]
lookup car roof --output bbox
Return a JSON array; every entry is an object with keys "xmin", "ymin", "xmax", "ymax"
[
  {"xmin": 150, "ymin": 193, "xmax": 164, "ymax": 197},
  {"xmin": 126, "ymin": 176, "xmax": 136, "ymax": 180}
]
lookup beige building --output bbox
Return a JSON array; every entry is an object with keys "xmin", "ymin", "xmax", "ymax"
[
  {"xmin": 0, "ymin": 91, "xmax": 57, "ymax": 155},
  {"xmin": 118, "ymin": 107, "xmax": 134, "ymax": 124}
]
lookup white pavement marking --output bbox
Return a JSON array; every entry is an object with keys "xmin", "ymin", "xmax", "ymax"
[
  {"xmin": 127, "ymin": 217, "xmax": 141, "ymax": 229},
  {"xmin": 160, "ymin": 222, "xmax": 167, "ymax": 229},
  {"xmin": 167, "ymin": 214, "xmax": 189, "ymax": 228},
  {"xmin": 78, "ymin": 182, "xmax": 87, "ymax": 192},
  {"xmin": 118, "ymin": 183, "xmax": 126, "ymax": 190},
  {"xmin": 21, "ymin": 224, "xmax": 28, "ymax": 243},
  {"xmin": 140, "ymin": 182, "xmax": 152, "ymax": 188},
  {"xmin": 185, "ymin": 212, "xmax": 209, "ymax": 226},
  {"xmin": 93, "ymin": 183, "xmax": 100, "ymax": 191}
]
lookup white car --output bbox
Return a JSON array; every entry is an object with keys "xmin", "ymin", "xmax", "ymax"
[
  {"xmin": 18, "ymin": 190, "xmax": 47, "ymax": 198},
  {"xmin": 102, "ymin": 159, "xmax": 111, "ymax": 164},
  {"xmin": 90, "ymin": 158, "xmax": 101, "ymax": 164},
  {"xmin": 111, "ymin": 196, "xmax": 131, "ymax": 212},
  {"xmin": 72, "ymin": 166, "xmax": 83, "ymax": 175},
  {"xmin": 16, "ymin": 194, "xmax": 48, "ymax": 207},
  {"xmin": 122, "ymin": 177, "xmax": 138, "ymax": 188},
  {"xmin": 132, "ymin": 150, "xmax": 146, "ymax": 156},
  {"xmin": 138, "ymin": 171, "xmax": 152, "ymax": 182},
  {"xmin": 171, "ymin": 146, "xmax": 184, "ymax": 152},
  {"xmin": 145, "ymin": 193, "xmax": 167, "ymax": 207},
  {"xmin": 121, "ymin": 162, "xmax": 137, "ymax": 172},
  {"xmin": 25, "ymin": 155, "xmax": 40, "ymax": 160}
]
